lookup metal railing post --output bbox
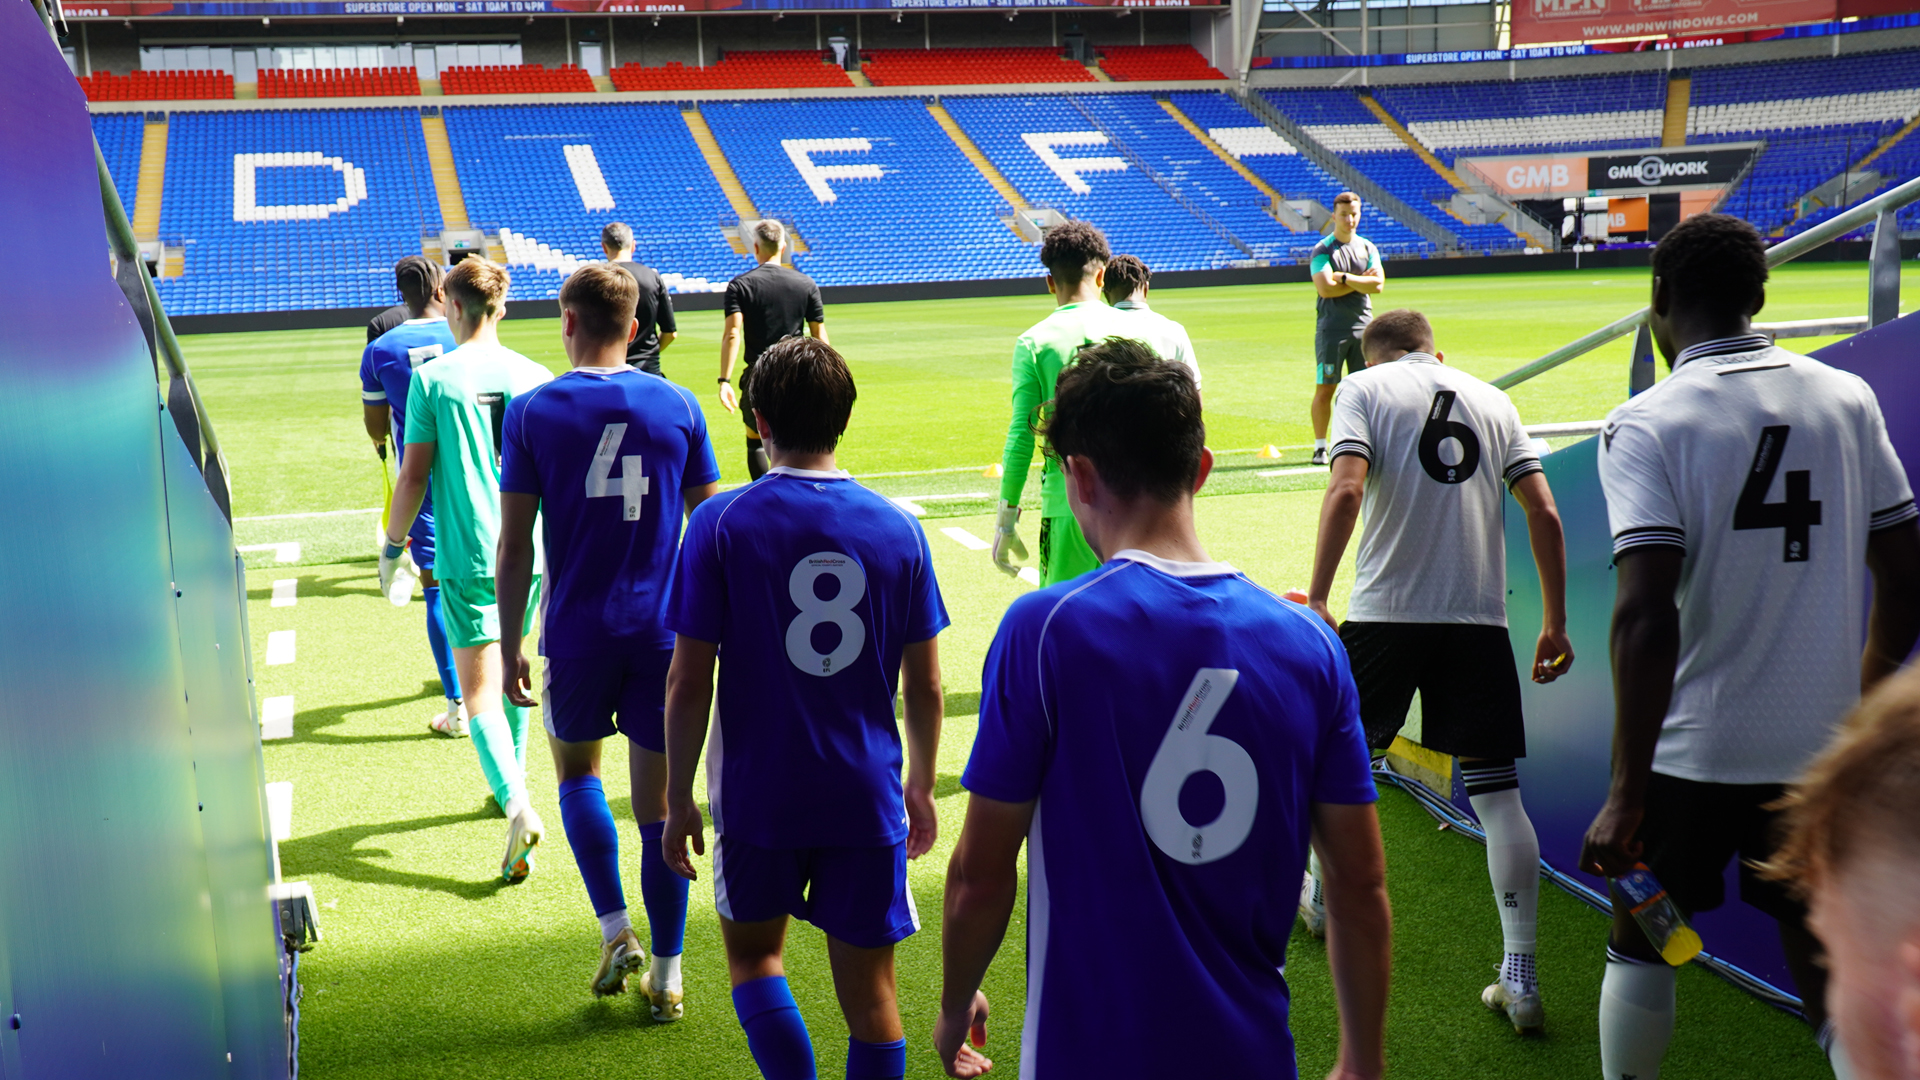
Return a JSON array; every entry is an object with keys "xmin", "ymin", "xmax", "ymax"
[
  {"xmin": 1870, "ymin": 207, "xmax": 1901, "ymax": 328},
  {"xmin": 1628, "ymin": 322, "xmax": 1657, "ymax": 397}
]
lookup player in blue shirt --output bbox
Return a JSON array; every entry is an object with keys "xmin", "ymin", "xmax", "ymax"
[
  {"xmin": 662, "ymin": 338, "xmax": 949, "ymax": 1080},
  {"xmin": 359, "ymin": 255, "xmax": 464, "ymax": 733},
  {"xmin": 937, "ymin": 339, "xmax": 1392, "ymax": 1080},
  {"xmin": 494, "ymin": 265, "xmax": 722, "ymax": 1015}
]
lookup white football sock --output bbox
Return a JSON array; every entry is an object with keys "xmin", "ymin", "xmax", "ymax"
[
  {"xmin": 503, "ymin": 795, "xmax": 529, "ymax": 823},
  {"xmin": 1314, "ymin": 438, "xmax": 1329, "ymax": 451},
  {"xmin": 1468, "ymin": 785, "xmax": 1540, "ymax": 992},
  {"xmin": 598, "ymin": 908, "xmax": 632, "ymax": 944},
  {"xmin": 1818, "ymin": 1020, "xmax": 1860, "ymax": 1080},
  {"xmin": 651, "ymin": 951, "xmax": 683, "ymax": 992},
  {"xmin": 1600, "ymin": 953, "xmax": 1676, "ymax": 1080},
  {"xmin": 1307, "ymin": 848, "xmax": 1326, "ymax": 910}
]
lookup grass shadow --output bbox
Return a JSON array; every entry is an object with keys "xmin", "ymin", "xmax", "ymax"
[
  {"xmin": 279, "ymin": 810, "xmax": 520, "ymax": 900},
  {"xmin": 295, "ymin": 681, "xmax": 452, "ymax": 744},
  {"xmin": 248, "ymin": 569, "xmax": 384, "ymax": 602}
]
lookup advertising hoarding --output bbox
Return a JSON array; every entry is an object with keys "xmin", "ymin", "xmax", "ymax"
[
  {"xmin": 1511, "ymin": 0, "xmax": 1835, "ymax": 46},
  {"xmin": 63, "ymin": 0, "xmax": 1218, "ymax": 16},
  {"xmin": 1457, "ymin": 144, "xmax": 1757, "ymax": 199}
]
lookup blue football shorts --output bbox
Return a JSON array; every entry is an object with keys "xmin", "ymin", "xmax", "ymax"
[
  {"xmin": 540, "ymin": 644, "xmax": 674, "ymax": 751},
  {"xmin": 713, "ymin": 836, "xmax": 919, "ymax": 949},
  {"xmin": 407, "ymin": 507, "xmax": 436, "ymax": 572}
]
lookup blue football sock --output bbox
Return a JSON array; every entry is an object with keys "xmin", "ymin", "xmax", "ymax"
[
  {"xmin": 638, "ymin": 819, "xmax": 689, "ymax": 957},
  {"xmin": 845, "ymin": 1037, "xmax": 906, "ymax": 1080},
  {"xmin": 421, "ymin": 585, "xmax": 461, "ymax": 700},
  {"xmin": 558, "ymin": 776, "xmax": 624, "ymax": 917},
  {"xmin": 732, "ymin": 976, "xmax": 815, "ymax": 1080}
]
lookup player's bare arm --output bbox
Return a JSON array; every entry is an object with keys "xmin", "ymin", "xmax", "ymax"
[
  {"xmin": 1863, "ymin": 520, "xmax": 1920, "ymax": 690},
  {"xmin": 1308, "ymin": 454, "xmax": 1369, "ymax": 631},
  {"xmin": 495, "ymin": 491, "xmax": 540, "ymax": 708},
  {"xmin": 936, "ymin": 792, "xmax": 1033, "ymax": 1078},
  {"xmin": 658, "ymin": 330, "xmax": 677, "ymax": 351},
  {"xmin": 684, "ymin": 481, "xmax": 721, "ymax": 517},
  {"xmin": 808, "ymin": 320, "xmax": 828, "ymax": 346},
  {"xmin": 1580, "ymin": 546, "xmax": 1683, "ymax": 880},
  {"xmin": 1313, "ymin": 800, "xmax": 1390, "ymax": 1080},
  {"xmin": 362, "ymin": 403, "xmax": 390, "ymax": 447},
  {"xmin": 900, "ymin": 637, "xmax": 944, "ymax": 860},
  {"xmin": 1510, "ymin": 471, "xmax": 1574, "ymax": 683},
  {"xmin": 662, "ymin": 634, "xmax": 720, "ymax": 880},
  {"xmin": 719, "ymin": 312, "xmax": 744, "ymax": 413},
  {"xmin": 386, "ymin": 440, "xmax": 434, "ymax": 545},
  {"xmin": 1313, "ymin": 265, "xmax": 1355, "ymax": 299}
]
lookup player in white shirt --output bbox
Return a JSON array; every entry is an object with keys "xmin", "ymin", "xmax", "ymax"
[
  {"xmin": 1101, "ymin": 254, "xmax": 1201, "ymax": 392},
  {"xmin": 1306, "ymin": 308, "xmax": 1573, "ymax": 1033},
  {"xmin": 1581, "ymin": 214, "xmax": 1920, "ymax": 1080}
]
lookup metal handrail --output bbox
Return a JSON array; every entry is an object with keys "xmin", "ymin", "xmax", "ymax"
[{"xmin": 1492, "ymin": 171, "xmax": 1920, "ymax": 391}]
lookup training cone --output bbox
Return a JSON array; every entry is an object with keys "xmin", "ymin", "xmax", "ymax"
[
  {"xmin": 1258, "ymin": 445, "xmax": 1282, "ymax": 459},
  {"xmin": 1283, "ymin": 589, "xmax": 1310, "ymax": 605},
  {"xmin": 983, "ymin": 463, "xmax": 1004, "ymax": 478}
]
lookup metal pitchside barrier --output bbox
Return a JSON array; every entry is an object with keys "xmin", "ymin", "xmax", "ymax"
[
  {"xmin": 0, "ymin": 3, "xmax": 307, "ymax": 1077},
  {"xmin": 1379, "ymin": 173, "xmax": 1920, "ymax": 1015}
]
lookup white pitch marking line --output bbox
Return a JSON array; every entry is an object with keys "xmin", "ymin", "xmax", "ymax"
[
  {"xmin": 262, "ymin": 695, "xmax": 295, "ymax": 740},
  {"xmin": 239, "ymin": 542, "xmax": 302, "ymax": 563},
  {"xmin": 940, "ymin": 526, "xmax": 991, "ymax": 551},
  {"xmin": 1255, "ymin": 466, "xmax": 1328, "ymax": 478},
  {"xmin": 892, "ymin": 491, "xmax": 991, "ymax": 517},
  {"xmin": 264, "ymin": 781, "xmax": 293, "ymax": 842},
  {"xmin": 265, "ymin": 630, "xmax": 296, "ymax": 666},
  {"xmin": 1018, "ymin": 567, "xmax": 1040, "ymax": 586},
  {"xmin": 271, "ymin": 579, "xmax": 297, "ymax": 607},
  {"xmin": 235, "ymin": 507, "xmax": 379, "ymax": 523}
]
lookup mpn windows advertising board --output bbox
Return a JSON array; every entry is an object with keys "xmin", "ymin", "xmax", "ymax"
[{"xmin": 1511, "ymin": 0, "xmax": 1835, "ymax": 46}]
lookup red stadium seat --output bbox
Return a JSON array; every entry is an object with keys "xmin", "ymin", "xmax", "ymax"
[
  {"xmin": 862, "ymin": 47, "xmax": 1094, "ymax": 86},
  {"xmin": 1096, "ymin": 45, "xmax": 1226, "ymax": 82},
  {"xmin": 610, "ymin": 50, "xmax": 852, "ymax": 91},
  {"xmin": 77, "ymin": 69, "xmax": 234, "ymax": 102},
  {"xmin": 440, "ymin": 63, "xmax": 597, "ymax": 95}
]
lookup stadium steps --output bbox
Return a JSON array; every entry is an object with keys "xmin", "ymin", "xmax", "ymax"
[
  {"xmin": 131, "ymin": 116, "xmax": 168, "ymax": 242},
  {"xmin": 1157, "ymin": 97, "xmax": 1303, "ymax": 232},
  {"xmin": 1858, "ymin": 111, "xmax": 1920, "ymax": 170},
  {"xmin": 420, "ymin": 113, "xmax": 471, "ymax": 231},
  {"xmin": 846, "ymin": 69, "xmax": 872, "ymax": 88},
  {"xmin": 1237, "ymin": 89, "xmax": 1461, "ymax": 251},
  {"xmin": 1662, "ymin": 76, "xmax": 1690, "ymax": 147},
  {"xmin": 1089, "ymin": 65, "xmax": 1113, "ymax": 83},
  {"xmin": 591, "ymin": 75, "xmax": 615, "ymax": 93},
  {"xmin": 1359, "ymin": 94, "xmax": 1470, "ymax": 193},
  {"xmin": 1065, "ymin": 96, "xmax": 1256, "ymax": 261},
  {"xmin": 681, "ymin": 106, "xmax": 810, "ymax": 254},
  {"xmin": 1777, "ymin": 111, "xmax": 1920, "ymax": 235},
  {"xmin": 926, "ymin": 101, "xmax": 1034, "ymax": 238}
]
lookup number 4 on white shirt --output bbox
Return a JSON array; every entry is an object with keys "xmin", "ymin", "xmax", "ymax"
[{"xmin": 586, "ymin": 422, "xmax": 649, "ymax": 520}]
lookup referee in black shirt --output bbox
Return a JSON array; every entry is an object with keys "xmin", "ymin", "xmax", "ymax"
[
  {"xmin": 719, "ymin": 219, "xmax": 826, "ymax": 480},
  {"xmin": 601, "ymin": 222, "xmax": 679, "ymax": 376}
]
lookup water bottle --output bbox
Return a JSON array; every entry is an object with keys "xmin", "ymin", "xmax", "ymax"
[{"xmin": 1612, "ymin": 863, "xmax": 1703, "ymax": 966}]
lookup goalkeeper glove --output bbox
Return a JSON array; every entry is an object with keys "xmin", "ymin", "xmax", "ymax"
[
  {"xmin": 378, "ymin": 537, "xmax": 418, "ymax": 607},
  {"xmin": 991, "ymin": 501, "xmax": 1027, "ymax": 577}
]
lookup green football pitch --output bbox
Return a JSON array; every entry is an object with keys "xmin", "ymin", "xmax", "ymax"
[{"xmin": 190, "ymin": 264, "xmax": 1895, "ymax": 1079}]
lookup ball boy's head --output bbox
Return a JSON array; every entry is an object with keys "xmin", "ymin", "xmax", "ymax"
[
  {"xmin": 1041, "ymin": 219, "xmax": 1110, "ymax": 297},
  {"xmin": 1361, "ymin": 309, "xmax": 1438, "ymax": 366},
  {"xmin": 747, "ymin": 337, "xmax": 857, "ymax": 456},
  {"xmin": 1047, "ymin": 337, "xmax": 1207, "ymax": 510}
]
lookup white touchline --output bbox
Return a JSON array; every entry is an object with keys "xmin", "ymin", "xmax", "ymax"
[
  {"xmin": 1018, "ymin": 567, "xmax": 1040, "ymax": 586},
  {"xmin": 262, "ymin": 696, "xmax": 295, "ymax": 741},
  {"xmin": 891, "ymin": 492, "xmax": 992, "ymax": 517},
  {"xmin": 265, "ymin": 630, "xmax": 296, "ymax": 666},
  {"xmin": 235, "ymin": 508, "xmax": 378, "ymax": 523},
  {"xmin": 1255, "ymin": 466, "xmax": 1328, "ymax": 478},
  {"xmin": 271, "ymin": 579, "xmax": 297, "ymax": 607},
  {"xmin": 939, "ymin": 527, "xmax": 991, "ymax": 551},
  {"xmin": 239, "ymin": 542, "xmax": 302, "ymax": 563}
]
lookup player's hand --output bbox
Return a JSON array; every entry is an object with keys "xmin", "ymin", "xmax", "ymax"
[
  {"xmin": 663, "ymin": 797, "xmax": 706, "ymax": 881},
  {"xmin": 1308, "ymin": 598, "xmax": 1340, "ymax": 634},
  {"xmin": 1580, "ymin": 796, "xmax": 1645, "ymax": 879},
  {"xmin": 377, "ymin": 538, "xmax": 417, "ymax": 606},
  {"xmin": 503, "ymin": 649, "xmax": 537, "ymax": 709},
  {"xmin": 719, "ymin": 381, "xmax": 738, "ymax": 414},
  {"xmin": 935, "ymin": 990, "xmax": 992, "ymax": 1078},
  {"xmin": 990, "ymin": 501, "xmax": 1027, "ymax": 577},
  {"xmin": 1532, "ymin": 627, "xmax": 1573, "ymax": 684},
  {"xmin": 904, "ymin": 778, "xmax": 937, "ymax": 860}
]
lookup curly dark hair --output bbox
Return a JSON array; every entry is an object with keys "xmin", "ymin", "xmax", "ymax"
[
  {"xmin": 1043, "ymin": 337, "xmax": 1204, "ymax": 505},
  {"xmin": 1039, "ymin": 219, "xmax": 1110, "ymax": 288},
  {"xmin": 1652, "ymin": 213, "xmax": 1769, "ymax": 321},
  {"xmin": 1101, "ymin": 254, "xmax": 1151, "ymax": 306}
]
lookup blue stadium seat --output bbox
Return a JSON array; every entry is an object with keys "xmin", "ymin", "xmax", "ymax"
[{"xmin": 92, "ymin": 112, "xmax": 143, "ymax": 220}]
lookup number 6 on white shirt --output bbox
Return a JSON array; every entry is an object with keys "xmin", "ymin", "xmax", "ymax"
[{"xmin": 1140, "ymin": 668, "xmax": 1259, "ymax": 865}]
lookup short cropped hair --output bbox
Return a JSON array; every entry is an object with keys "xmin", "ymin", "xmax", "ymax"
[
  {"xmin": 747, "ymin": 337, "xmax": 856, "ymax": 455},
  {"xmin": 561, "ymin": 263, "xmax": 640, "ymax": 348},
  {"xmin": 1767, "ymin": 667, "xmax": 1920, "ymax": 898},
  {"xmin": 601, "ymin": 221, "xmax": 634, "ymax": 253},
  {"xmin": 1362, "ymin": 309, "xmax": 1436, "ymax": 358},
  {"xmin": 1045, "ymin": 337, "xmax": 1204, "ymax": 505},
  {"xmin": 1334, "ymin": 192, "xmax": 1360, "ymax": 209},
  {"xmin": 752, "ymin": 219, "xmax": 786, "ymax": 254},
  {"xmin": 445, "ymin": 258, "xmax": 510, "ymax": 321},
  {"xmin": 1102, "ymin": 254, "xmax": 1151, "ymax": 306},
  {"xmin": 1040, "ymin": 219, "xmax": 1110, "ymax": 289},
  {"xmin": 1653, "ymin": 213, "xmax": 1769, "ymax": 321},
  {"xmin": 393, "ymin": 255, "xmax": 443, "ymax": 309}
]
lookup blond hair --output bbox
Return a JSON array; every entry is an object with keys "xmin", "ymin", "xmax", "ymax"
[{"xmin": 445, "ymin": 258, "xmax": 510, "ymax": 320}]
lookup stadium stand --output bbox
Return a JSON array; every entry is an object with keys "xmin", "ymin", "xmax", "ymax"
[
  {"xmin": 943, "ymin": 94, "xmax": 1244, "ymax": 271},
  {"xmin": 1688, "ymin": 50, "xmax": 1920, "ymax": 235},
  {"xmin": 1259, "ymin": 88, "xmax": 1523, "ymax": 254},
  {"xmin": 78, "ymin": 70, "xmax": 233, "ymax": 102},
  {"xmin": 1097, "ymin": 45, "xmax": 1225, "ymax": 82},
  {"xmin": 444, "ymin": 103, "xmax": 742, "ymax": 298},
  {"xmin": 150, "ymin": 108, "xmax": 441, "ymax": 315},
  {"xmin": 259, "ymin": 67, "xmax": 422, "ymax": 99},
  {"xmin": 93, "ymin": 112, "xmax": 145, "ymax": 221},
  {"xmin": 699, "ymin": 97, "xmax": 1037, "ymax": 286},
  {"xmin": 440, "ymin": 64, "xmax": 595, "ymax": 95},
  {"xmin": 862, "ymin": 48, "xmax": 1094, "ymax": 86},
  {"xmin": 1370, "ymin": 73, "xmax": 1667, "ymax": 165},
  {"xmin": 611, "ymin": 51, "xmax": 853, "ymax": 91}
]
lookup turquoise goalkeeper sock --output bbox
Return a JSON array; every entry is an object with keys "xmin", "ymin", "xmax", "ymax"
[
  {"xmin": 505, "ymin": 700, "xmax": 531, "ymax": 771},
  {"xmin": 469, "ymin": 710, "xmax": 527, "ymax": 812}
]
